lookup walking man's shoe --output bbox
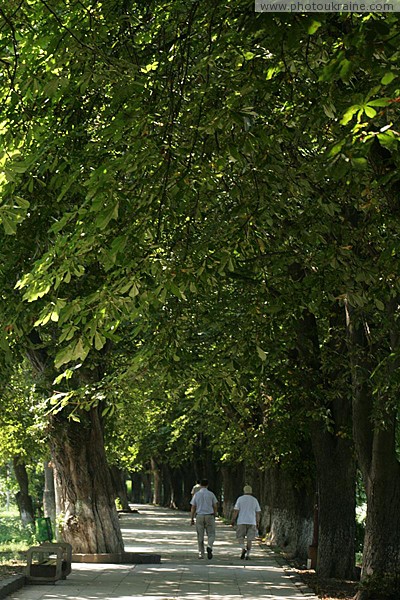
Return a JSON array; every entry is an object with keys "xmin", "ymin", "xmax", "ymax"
[
  {"xmin": 207, "ymin": 547, "xmax": 213, "ymax": 560},
  {"xmin": 240, "ymin": 549, "xmax": 247, "ymax": 560},
  {"xmin": 198, "ymin": 553, "xmax": 204, "ymax": 559}
]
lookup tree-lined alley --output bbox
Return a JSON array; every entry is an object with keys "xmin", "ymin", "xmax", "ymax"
[{"xmin": 1, "ymin": 4, "xmax": 400, "ymax": 599}]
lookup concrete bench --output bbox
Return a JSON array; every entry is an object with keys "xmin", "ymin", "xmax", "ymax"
[{"xmin": 26, "ymin": 542, "xmax": 72, "ymax": 583}]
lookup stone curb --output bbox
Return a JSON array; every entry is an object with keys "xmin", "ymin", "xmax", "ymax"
[{"xmin": 0, "ymin": 575, "xmax": 26, "ymax": 599}]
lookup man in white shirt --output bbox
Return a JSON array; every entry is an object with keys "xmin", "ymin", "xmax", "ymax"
[
  {"xmin": 191, "ymin": 480, "xmax": 201, "ymax": 496},
  {"xmin": 190, "ymin": 479, "xmax": 218, "ymax": 559},
  {"xmin": 231, "ymin": 485, "xmax": 261, "ymax": 560}
]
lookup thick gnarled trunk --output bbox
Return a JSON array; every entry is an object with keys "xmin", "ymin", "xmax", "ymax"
[
  {"xmin": 50, "ymin": 407, "xmax": 124, "ymax": 554},
  {"xmin": 26, "ymin": 332, "xmax": 123, "ymax": 553}
]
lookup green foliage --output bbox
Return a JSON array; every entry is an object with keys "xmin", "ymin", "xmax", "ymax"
[
  {"xmin": 1, "ymin": 6, "xmax": 399, "ymax": 423},
  {"xmin": 0, "ymin": 513, "xmax": 35, "ymax": 553},
  {"xmin": 0, "ymin": 363, "xmax": 47, "ymax": 466}
]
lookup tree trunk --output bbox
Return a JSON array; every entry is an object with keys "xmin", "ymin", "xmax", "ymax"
[
  {"xmin": 151, "ymin": 457, "xmax": 162, "ymax": 505},
  {"xmin": 169, "ymin": 467, "xmax": 184, "ymax": 509},
  {"xmin": 110, "ymin": 465, "xmax": 130, "ymax": 511},
  {"xmin": 181, "ymin": 464, "xmax": 196, "ymax": 510},
  {"xmin": 311, "ymin": 422, "xmax": 356, "ymax": 579},
  {"xmin": 171, "ymin": 464, "xmax": 194, "ymax": 510},
  {"xmin": 361, "ymin": 430, "xmax": 400, "ymax": 569},
  {"xmin": 201, "ymin": 453, "xmax": 222, "ymax": 505},
  {"xmin": 49, "ymin": 407, "xmax": 124, "ymax": 554},
  {"xmin": 13, "ymin": 457, "xmax": 35, "ymax": 526},
  {"xmin": 263, "ymin": 465, "xmax": 314, "ymax": 560},
  {"xmin": 346, "ymin": 303, "xmax": 400, "ymax": 599},
  {"xmin": 26, "ymin": 330, "xmax": 124, "ymax": 553},
  {"xmin": 143, "ymin": 468, "xmax": 153, "ymax": 503},
  {"xmin": 161, "ymin": 464, "xmax": 173, "ymax": 507},
  {"xmin": 53, "ymin": 463, "xmax": 62, "ymax": 541},
  {"xmin": 130, "ymin": 472, "xmax": 143, "ymax": 503},
  {"xmin": 221, "ymin": 464, "xmax": 245, "ymax": 519},
  {"xmin": 295, "ymin": 306, "xmax": 356, "ymax": 578},
  {"xmin": 43, "ymin": 460, "xmax": 56, "ymax": 527},
  {"xmin": 193, "ymin": 439, "xmax": 221, "ymax": 502}
]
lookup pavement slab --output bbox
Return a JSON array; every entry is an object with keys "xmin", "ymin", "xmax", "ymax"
[{"xmin": 6, "ymin": 505, "xmax": 318, "ymax": 600}]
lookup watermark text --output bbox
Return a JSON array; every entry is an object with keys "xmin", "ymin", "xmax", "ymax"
[{"xmin": 255, "ymin": 0, "xmax": 399, "ymax": 10}]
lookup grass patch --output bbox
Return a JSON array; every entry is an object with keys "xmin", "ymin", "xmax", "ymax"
[
  {"xmin": 0, "ymin": 511, "xmax": 33, "ymax": 579},
  {"xmin": 0, "ymin": 514, "xmax": 35, "ymax": 558}
]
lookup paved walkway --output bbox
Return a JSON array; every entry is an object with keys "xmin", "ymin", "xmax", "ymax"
[{"xmin": 8, "ymin": 505, "xmax": 318, "ymax": 600}]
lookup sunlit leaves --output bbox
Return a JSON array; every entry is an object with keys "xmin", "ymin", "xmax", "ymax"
[
  {"xmin": 0, "ymin": 3, "xmax": 400, "ymax": 469},
  {"xmin": 256, "ymin": 346, "xmax": 267, "ymax": 362},
  {"xmin": 340, "ymin": 98, "xmax": 391, "ymax": 125},
  {"xmin": 0, "ymin": 197, "xmax": 30, "ymax": 235}
]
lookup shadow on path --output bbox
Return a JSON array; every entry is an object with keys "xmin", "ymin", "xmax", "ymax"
[{"xmin": 7, "ymin": 504, "xmax": 318, "ymax": 600}]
